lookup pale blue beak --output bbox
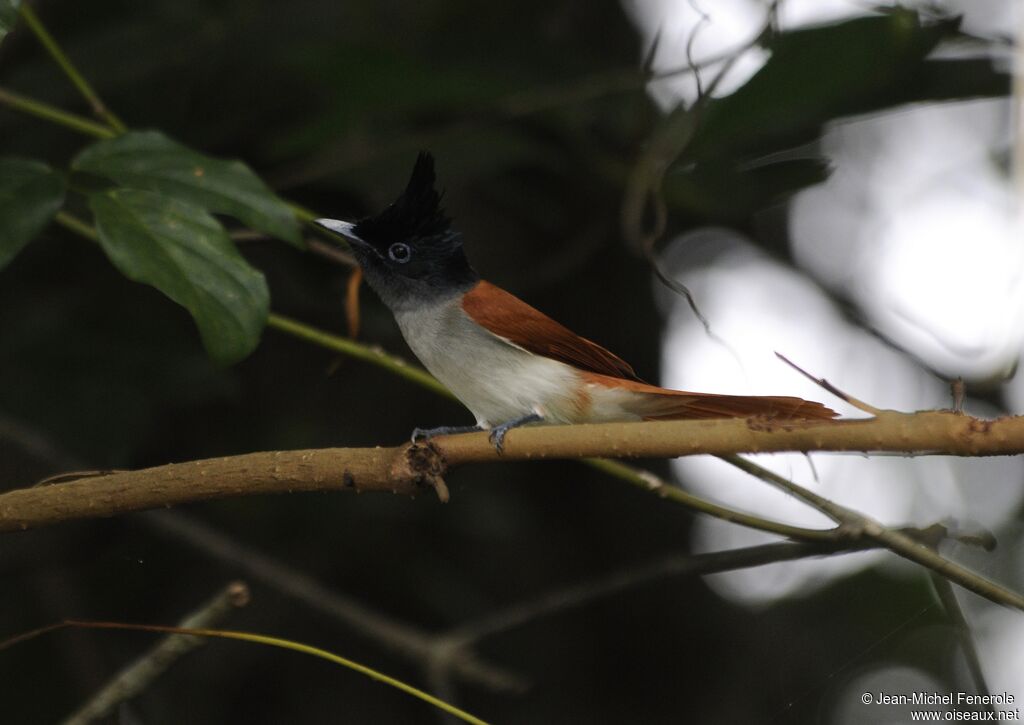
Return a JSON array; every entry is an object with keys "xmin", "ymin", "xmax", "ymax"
[{"xmin": 314, "ymin": 218, "xmax": 362, "ymax": 243}]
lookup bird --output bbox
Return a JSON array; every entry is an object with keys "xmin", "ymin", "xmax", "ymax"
[{"xmin": 315, "ymin": 153, "xmax": 836, "ymax": 452}]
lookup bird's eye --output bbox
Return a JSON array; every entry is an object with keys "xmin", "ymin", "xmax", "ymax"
[{"xmin": 388, "ymin": 243, "xmax": 412, "ymax": 263}]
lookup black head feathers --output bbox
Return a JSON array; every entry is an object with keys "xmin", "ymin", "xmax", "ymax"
[
  {"xmin": 338, "ymin": 153, "xmax": 478, "ymax": 309},
  {"xmin": 352, "ymin": 152, "xmax": 457, "ymax": 249}
]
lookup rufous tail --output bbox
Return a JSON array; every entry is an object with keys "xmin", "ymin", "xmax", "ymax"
[
  {"xmin": 637, "ymin": 391, "xmax": 837, "ymax": 421},
  {"xmin": 582, "ymin": 372, "xmax": 837, "ymax": 421}
]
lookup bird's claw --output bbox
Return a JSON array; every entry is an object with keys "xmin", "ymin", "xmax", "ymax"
[
  {"xmin": 410, "ymin": 424, "xmax": 483, "ymax": 446},
  {"xmin": 488, "ymin": 427, "xmax": 508, "ymax": 455},
  {"xmin": 485, "ymin": 413, "xmax": 543, "ymax": 455}
]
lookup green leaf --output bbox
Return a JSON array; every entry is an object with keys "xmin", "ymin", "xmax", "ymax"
[
  {"xmin": 74, "ymin": 130, "xmax": 303, "ymax": 247},
  {"xmin": 689, "ymin": 12, "xmax": 969, "ymax": 160},
  {"xmin": 89, "ymin": 188, "xmax": 269, "ymax": 364},
  {"xmin": 0, "ymin": 1, "xmax": 21, "ymax": 42},
  {"xmin": 0, "ymin": 157, "xmax": 66, "ymax": 269},
  {"xmin": 665, "ymin": 158, "xmax": 831, "ymax": 222}
]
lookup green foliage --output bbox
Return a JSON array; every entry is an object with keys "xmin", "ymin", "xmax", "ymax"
[
  {"xmin": 0, "ymin": 157, "xmax": 65, "ymax": 269},
  {"xmin": 665, "ymin": 158, "xmax": 831, "ymax": 221},
  {"xmin": 73, "ymin": 130, "xmax": 302, "ymax": 246},
  {"xmin": 656, "ymin": 11, "xmax": 1007, "ymax": 223},
  {"xmin": 89, "ymin": 189, "xmax": 269, "ymax": 364},
  {"xmin": 0, "ymin": 129, "xmax": 302, "ymax": 367},
  {"xmin": 0, "ymin": 0, "xmax": 20, "ymax": 41},
  {"xmin": 0, "ymin": 2, "xmax": 1016, "ymax": 722},
  {"xmin": 689, "ymin": 12, "xmax": 980, "ymax": 160}
]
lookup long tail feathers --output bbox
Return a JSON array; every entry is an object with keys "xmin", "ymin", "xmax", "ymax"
[
  {"xmin": 580, "ymin": 372, "xmax": 839, "ymax": 421},
  {"xmin": 637, "ymin": 391, "xmax": 837, "ymax": 421}
]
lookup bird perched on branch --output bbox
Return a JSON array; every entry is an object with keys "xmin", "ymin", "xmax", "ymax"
[{"xmin": 316, "ymin": 153, "xmax": 836, "ymax": 452}]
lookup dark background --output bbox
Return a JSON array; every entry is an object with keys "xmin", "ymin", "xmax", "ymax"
[{"xmin": 0, "ymin": 1, "xmax": 1013, "ymax": 723}]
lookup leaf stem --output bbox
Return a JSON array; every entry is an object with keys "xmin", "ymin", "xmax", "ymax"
[
  {"xmin": 18, "ymin": 3, "xmax": 126, "ymax": 133},
  {"xmin": 54, "ymin": 210, "xmax": 99, "ymax": 241},
  {"xmin": 585, "ymin": 458, "xmax": 837, "ymax": 541},
  {"xmin": 0, "ymin": 86, "xmax": 115, "ymax": 139},
  {"xmin": 266, "ymin": 313, "xmax": 454, "ymax": 399}
]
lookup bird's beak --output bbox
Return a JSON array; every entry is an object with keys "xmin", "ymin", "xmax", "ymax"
[{"xmin": 314, "ymin": 218, "xmax": 365, "ymax": 245}]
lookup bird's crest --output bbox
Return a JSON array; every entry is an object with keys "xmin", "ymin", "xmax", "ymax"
[{"xmin": 352, "ymin": 152, "xmax": 456, "ymax": 247}]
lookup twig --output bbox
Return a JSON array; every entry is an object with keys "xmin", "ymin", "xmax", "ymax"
[
  {"xmin": 230, "ymin": 230, "xmax": 358, "ymax": 268},
  {"xmin": 952, "ymin": 378, "xmax": 966, "ymax": 414},
  {"xmin": 142, "ymin": 511, "xmax": 524, "ymax": 692},
  {"xmin": 345, "ymin": 266, "xmax": 363, "ymax": 337},
  {"xmin": 622, "ymin": 0, "xmax": 781, "ymax": 341},
  {"xmin": 719, "ymin": 455, "xmax": 1024, "ymax": 610},
  {"xmin": 18, "ymin": 4, "xmax": 126, "ymax": 133},
  {"xmin": 0, "ymin": 86, "xmax": 115, "ymax": 139},
  {"xmin": 61, "ymin": 582, "xmax": 250, "ymax": 725},
  {"xmin": 308, "ymin": 237, "xmax": 357, "ymax": 267},
  {"xmin": 439, "ymin": 541, "xmax": 873, "ymax": 649},
  {"xmin": 267, "ymin": 313, "xmax": 452, "ymax": 398},
  {"xmin": 430, "ymin": 522, "xmax": 951, "ymax": 666},
  {"xmin": 1013, "ymin": 5, "xmax": 1024, "ymax": 197},
  {"xmin": 54, "ymin": 211, "xmax": 100, "ymax": 241},
  {"xmin": 54, "ymin": 620, "xmax": 491, "ymax": 725},
  {"xmin": 585, "ymin": 458, "xmax": 837, "ymax": 542},
  {"xmin": 775, "ymin": 352, "xmax": 883, "ymax": 415},
  {"xmin": 930, "ymin": 574, "xmax": 993, "ymax": 712}
]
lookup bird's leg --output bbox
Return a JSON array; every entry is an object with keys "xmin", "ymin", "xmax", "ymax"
[
  {"xmin": 488, "ymin": 413, "xmax": 543, "ymax": 454},
  {"xmin": 411, "ymin": 424, "xmax": 483, "ymax": 444}
]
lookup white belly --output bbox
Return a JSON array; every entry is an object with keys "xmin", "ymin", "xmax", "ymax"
[{"xmin": 394, "ymin": 298, "xmax": 587, "ymax": 428}]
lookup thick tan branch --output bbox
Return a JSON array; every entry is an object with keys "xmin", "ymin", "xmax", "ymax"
[
  {"xmin": 436, "ymin": 410, "xmax": 1024, "ymax": 461},
  {"xmin": 2, "ymin": 410, "xmax": 1023, "ymax": 533},
  {"xmin": 0, "ymin": 446, "xmax": 446, "ymax": 532}
]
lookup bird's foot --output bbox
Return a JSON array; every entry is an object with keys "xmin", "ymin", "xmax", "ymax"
[
  {"xmin": 410, "ymin": 424, "xmax": 483, "ymax": 445},
  {"xmin": 487, "ymin": 413, "xmax": 543, "ymax": 454}
]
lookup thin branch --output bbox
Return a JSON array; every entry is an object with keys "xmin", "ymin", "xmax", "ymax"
[
  {"xmin": 54, "ymin": 211, "xmax": 100, "ymax": 241},
  {"xmin": 719, "ymin": 455, "xmax": 1024, "ymax": 610},
  {"xmin": 1013, "ymin": 4, "xmax": 1024, "ymax": 198},
  {"xmin": 266, "ymin": 313, "xmax": 452, "ymax": 398},
  {"xmin": 18, "ymin": 4, "xmax": 126, "ymax": 132},
  {"xmin": 0, "ymin": 86, "xmax": 115, "ymax": 139},
  {"xmin": 585, "ymin": 458, "xmax": 838, "ymax": 542},
  {"xmin": 443, "ymin": 543, "xmax": 861, "ymax": 646},
  {"xmin": 62, "ymin": 582, "xmax": 250, "ymax": 725},
  {"xmin": 776, "ymin": 352, "xmax": 883, "ymax": 415},
  {"xmin": 433, "ymin": 526, "xmax": 939, "ymax": 656},
  {"xmin": 930, "ymin": 574, "xmax": 993, "ymax": 710},
  {"xmin": 142, "ymin": 511, "xmax": 524, "ymax": 692},
  {"xmin": 308, "ymin": 238, "xmax": 357, "ymax": 267},
  {"xmin": 45, "ymin": 620, "xmax": 491, "ymax": 725},
  {"xmin": 622, "ymin": 0, "xmax": 780, "ymax": 342}
]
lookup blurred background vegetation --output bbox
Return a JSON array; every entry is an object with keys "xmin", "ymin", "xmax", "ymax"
[{"xmin": 0, "ymin": 0, "xmax": 1017, "ymax": 723}]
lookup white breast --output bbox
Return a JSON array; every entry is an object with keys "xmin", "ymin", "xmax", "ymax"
[{"xmin": 393, "ymin": 297, "xmax": 588, "ymax": 428}]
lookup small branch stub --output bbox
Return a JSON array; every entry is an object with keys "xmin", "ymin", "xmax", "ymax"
[{"xmin": 391, "ymin": 443, "xmax": 450, "ymax": 502}]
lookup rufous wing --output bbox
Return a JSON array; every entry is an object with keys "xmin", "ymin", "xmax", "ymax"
[
  {"xmin": 461, "ymin": 281, "xmax": 643, "ymax": 381},
  {"xmin": 462, "ymin": 281, "xmax": 837, "ymax": 421}
]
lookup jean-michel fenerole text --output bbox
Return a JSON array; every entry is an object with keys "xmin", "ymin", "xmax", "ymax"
[{"xmin": 873, "ymin": 692, "xmax": 1015, "ymax": 706}]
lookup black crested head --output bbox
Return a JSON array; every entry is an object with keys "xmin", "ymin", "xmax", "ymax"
[
  {"xmin": 346, "ymin": 152, "xmax": 478, "ymax": 310},
  {"xmin": 352, "ymin": 152, "xmax": 451, "ymax": 247}
]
